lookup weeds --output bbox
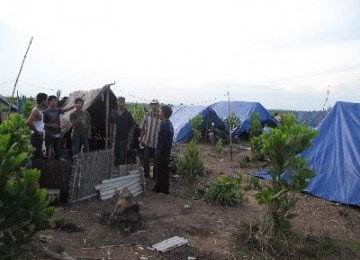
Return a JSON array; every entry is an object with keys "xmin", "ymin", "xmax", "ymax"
[{"xmin": 233, "ymin": 222, "xmax": 360, "ymax": 259}]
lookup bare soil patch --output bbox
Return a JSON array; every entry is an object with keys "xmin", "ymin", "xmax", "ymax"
[{"xmin": 26, "ymin": 143, "xmax": 360, "ymax": 259}]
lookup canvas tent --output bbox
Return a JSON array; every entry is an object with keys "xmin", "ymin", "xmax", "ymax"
[
  {"xmin": 293, "ymin": 110, "xmax": 328, "ymax": 129},
  {"xmin": 209, "ymin": 101, "xmax": 277, "ymax": 139},
  {"xmin": 301, "ymin": 101, "xmax": 360, "ymax": 206},
  {"xmin": 253, "ymin": 101, "xmax": 360, "ymax": 206},
  {"xmin": 60, "ymin": 86, "xmax": 117, "ymax": 150},
  {"xmin": 170, "ymin": 105, "xmax": 225, "ymax": 143}
]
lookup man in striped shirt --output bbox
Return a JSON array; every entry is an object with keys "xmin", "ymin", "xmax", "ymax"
[{"xmin": 140, "ymin": 99, "xmax": 161, "ymax": 178}]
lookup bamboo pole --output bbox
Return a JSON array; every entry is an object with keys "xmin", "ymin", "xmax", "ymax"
[{"xmin": 12, "ymin": 36, "xmax": 33, "ymax": 98}]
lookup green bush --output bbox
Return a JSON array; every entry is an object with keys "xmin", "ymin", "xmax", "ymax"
[
  {"xmin": 215, "ymin": 138, "xmax": 223, "ymax": 154},
  {"xmin": 176, "ymin": 140, "xmax": 204, "ymax": 187},
  {"xmin": 0, "ymin": 115, "xmax": 54, "ymax": 259},
  {"xmin": 22, "ymin": 100, "xmax": 35, "ymax": 119},
  {"xmin": 224, "ymin": 112, "xmax": 241, "ymax": 133},
  {"xmin": 249, "ymin": 112, "xmax": 262, "ymax": 138},
  {"xmin": 247, "ymin": 113, "xmax": 317, "ymax": 234},
  {"xmin": 0, "ymin": 113, "xmax": 32, "ymax": 153},
  {"xmin": 190, "ymin": 115, "xmax": 203, "ymax": 143},
  {"xmin": 206, "ymin": 174, "xmax": 244, "ymax": 206},
  {"xmin": 250, "ymin": 135, "xmax": 264, "ymax": 161},
  {"xmin": 128, "ymin": 103, "xmax": 147, "ymax": 125}
]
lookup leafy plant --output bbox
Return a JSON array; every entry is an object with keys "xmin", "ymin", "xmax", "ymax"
[
  {"xmin": 189, "ymin": 115, "xmax": 203, "ymax": 143},
  {"xmin": 128, "ymin": 103, "xmax": 147, "ymax": 125},
  {"xmin": 0, "ymin": 116, "xmax": 54, "ymax": 259},
  {"xmin": 215, "ymin": 138, "xmax": 223, "ymax": 154},
  {"xmin": 0, "ymin": 113, "xmax": 32, "ymax": 153},
  {"xmin": 247, "ymin": 113, "xmax": 317, "ymax": 234},
  {"xmin": 22, "ymin": 100, "xmax": 35, "ymax": 119},
  {"xmin": 224, "ymin": 112, "xmax": 241, "ymax": 133},
  {"xmin": 176, "ymin": 140, "xmax": 204, "ymax": 187},
  {"xmin": 249, "ymin": 112, "xmax": 262, "ymax": 138},
  {"xmin": 206, "ymin": 174, "xmax": 244, "ymax": 206},
  {"xmin": 250, "ymin": 135, "xmax": 264, "ymax": 161}
]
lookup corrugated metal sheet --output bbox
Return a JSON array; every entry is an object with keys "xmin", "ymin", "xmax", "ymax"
[
  {"xmin": 95, "ymin": 170, "xmax": 144, "ymax": 200},
  {"xmin": 152, "ymin": 236, "xmax": 189, "ymax": 253}
]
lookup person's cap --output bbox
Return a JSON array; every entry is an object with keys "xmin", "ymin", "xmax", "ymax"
[
  {"xmin": 150, "ymin": 98, "xmax": 159, "ymax": 104},
  {"xmin": 117, "ymin": 96, "xmax": 125, "ymax": 102}
]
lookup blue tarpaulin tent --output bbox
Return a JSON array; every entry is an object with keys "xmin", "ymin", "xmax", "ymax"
[
  {"xmin": 253, "ymin": 101, "xmax": 360, "ymax": 206},
  {"xmin": 293, "ymin": 110, "xmax": 328, "ymax": 129},
  {"xmin": 0, "ymin": 95, "xmax": 17, "ymax": 112},
  {"xmin": 210, "ymin": 101, "xmax": 277, "ymax": 138},
  {"xmin": 302, "ymin": 101, "xmax": 360, "ymax": 206},
  {"xmin": 170, "ymin": 105, "xmax": 225, "ymax": 143}
]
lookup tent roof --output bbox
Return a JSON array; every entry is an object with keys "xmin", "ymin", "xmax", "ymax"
[
  {"xmin": 170, "ymin": 105, "xmax": 224, "ymax": 143},
  {"xmin": 60, "ymin": 86, "xmax": 117, "ymax": 136},
  {"xmin": 302, "ymin": 101, "xmax": 360, "ymax": 206},
  {"xmin": 210, "ymin": 101, "xmax": 277, "ymax": 138},
  {"xmin": 293, "ymin": 110, "xmax": 328, "ymax": 129}
]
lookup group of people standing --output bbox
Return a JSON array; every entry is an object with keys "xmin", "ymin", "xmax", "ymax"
[
  {"xmin": 26, "ymin": 93, "xmax": 91, "ymax": 160},
  {"xmin": 26, "ymin": 93, "xmax": 174, "ymax": 195},
  {"xmin": 110, "ymin": 96, "xmax": 174, "ymax": 194}
]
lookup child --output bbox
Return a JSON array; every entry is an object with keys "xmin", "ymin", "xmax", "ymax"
[{"xmin": 153, "ymin": 105, "xmax": 174, "ymax": 194}]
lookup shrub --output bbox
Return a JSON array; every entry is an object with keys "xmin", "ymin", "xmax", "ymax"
[
  {"xmin": 22, "ymin": 100, "xmax": 35, "ymax": 119},
  {"xmin": 128, "ymin": 103, "xmax": 146, "ymax": 125},
  {"xmin": 176, "ymin": 140, "xmax": 204, "ymax": 187},
  {"xmin": 206, "ymin": 174, "xmax": 244, "ymax": 206},
  {"xmin": 224, "ymin": 112, "xmax": 241, "ymax": 133},
  {"xmin": 250, "ymin": 135, "xmax": 264, "ymax": 161},
  {"xmin": 215, "ymin": 138, "xmax": 223, "ymax": 154},
  {"xmin": 247, "ymin": 113, "xmax": 317, "ymax": 234},
  {"xmin": 190, "ymin": 115, "xmax": 203, "ymax": 143},
  {"xmin": 249, "ymin": 112, "xmax": 262, "ymax": 138},
  {"xmin": 0, "ymin": 116, "xmax": 54, "ymax": 259}
]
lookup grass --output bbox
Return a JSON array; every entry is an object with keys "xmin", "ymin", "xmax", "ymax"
[{"xmin": 232, "ymin": 222, "xmax": 360, "ymax": 259}]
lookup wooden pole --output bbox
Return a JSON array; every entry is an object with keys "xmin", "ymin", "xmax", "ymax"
[
  {"xmin": 105, "ymin": 87, "xmax": 109, "ymax": 150},
  {"xmin": 12, "ymin": 36, "xmax": 33, "ymax": 98},
  {"xmin": 104, "ymin": 82, "xmax": 115, "ymax": 150}
]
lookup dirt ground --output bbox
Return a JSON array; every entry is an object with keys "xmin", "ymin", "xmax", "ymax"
[{"xmin": 26, "ymin": 143, "xmax": 360, "ymax": 259}]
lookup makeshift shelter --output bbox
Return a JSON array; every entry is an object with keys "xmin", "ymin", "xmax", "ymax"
[
  {"xmin": 170, "ymin": 105, "xmax": 225, "ymax": 143},
  {"xmin": 209, "ymin": 101, "xmax": 277, "ymax": 139},
  {"xmin": 301, "ymin": 101, "xmax": 360, "ymax": 206},
  {"xmin": 253, "ymin": 101, "xmax": 360, "ymax": 207},
  {"xmin": 293, "ymin": 110, "xmax": 328, "ymax": 129},
  {"xmin": 60, "ymin": 86, "xmax": 117, "ymax": 151}
]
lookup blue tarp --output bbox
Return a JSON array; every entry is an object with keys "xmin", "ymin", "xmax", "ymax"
[
  {"xmin": 170, "ymin": 105, "xmax": 225, "ymax": 143},
  {"xmin": 252, "ymin": 101, "xmax": 360, "ymax": 206},
  {"xmin": 302, "ymin": 101, "xmax": 360, "ymax": 206},
  {"xmin": 0, "ymin": 95, "xmax": 17, "ymax": 112},
  {"xmin": 210, "ymin": 101, "xmax": 277, "ymax": 138},
  {"xmin": 293, "ymin": 110, "xmax": 328, "ymax": 129}
]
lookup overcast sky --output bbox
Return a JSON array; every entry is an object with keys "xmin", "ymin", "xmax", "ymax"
[{"xmin": 1, "ymin": 0, "xmax": 359, "ymax": 110}]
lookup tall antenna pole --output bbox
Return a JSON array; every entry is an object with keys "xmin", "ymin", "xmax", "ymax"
[
  {"xmin": 12, "ymin": 36, "xmax": 33, "ymax": 98},
  {"xmin": 322, "ymin": 85, "xmax": 330, "ymax": 111}
]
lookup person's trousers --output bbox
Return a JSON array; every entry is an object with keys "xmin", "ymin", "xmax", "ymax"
[
  {"xmin": 72, "ymin": 135, "xmax": 89, "ymax": 155},
  {"xmin": 153, "ymin": 156, "xmax": 170, "ymax": 194},
  {"xmin": 114, "ymin": 138, "xmax": 127, "ymax": 165},
  {"xmin": 143, "ymin": 146, "xmax": 156, "ymax": 177},
  {"xmin": 30, "ymin": 134, "xmax": 44, "ymax": 159},
  {"xmin": 45, "ymin": 135, "xmax": 61, "ymax": 160}
]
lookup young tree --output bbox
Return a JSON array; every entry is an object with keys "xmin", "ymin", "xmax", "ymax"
[
  {"xmin": 0, "ymin": 114, "xmax": 54, "ymax": 258},
  {"xmin": 248, "ymin": 113, "xmax": 317, "ymax": 234}
]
